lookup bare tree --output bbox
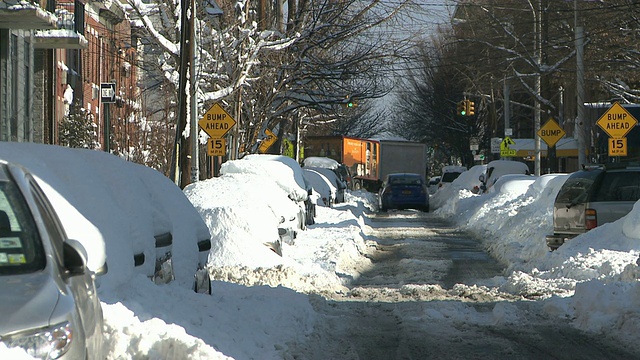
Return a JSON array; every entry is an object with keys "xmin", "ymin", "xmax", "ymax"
[
  {"xmin": 126, "ymin": 0, "xmax": 420, "ymax": 161},
  {"xmin": 394, "ymin": 0, "xmax": 640, "ymax": 172}
]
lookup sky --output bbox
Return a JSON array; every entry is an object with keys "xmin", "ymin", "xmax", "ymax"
[{"xmin": 1, "ymin": 142, "xmax": 640, "ymax": 359}]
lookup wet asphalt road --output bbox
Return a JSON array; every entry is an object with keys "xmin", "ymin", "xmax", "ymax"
[{"xmin": 286, "ymin": 210, "xmax": 640, "ymax": 360}]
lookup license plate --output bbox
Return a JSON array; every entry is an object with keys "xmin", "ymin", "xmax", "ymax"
[{"xmin": 402, "ymin": 190, "xmax": 412, "ymax": 195}]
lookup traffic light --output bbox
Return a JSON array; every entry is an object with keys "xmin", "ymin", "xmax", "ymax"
[
  {"xmin": 344, "ymin": 95, "xmax": 357, "ymax": 108},
  {"xmin": 456, "ymin": 100, "xmax": 466, "ymax": 116},
  {"xmin": 467, "ymin": 101, "xmax": 475, "ymax": 116}
]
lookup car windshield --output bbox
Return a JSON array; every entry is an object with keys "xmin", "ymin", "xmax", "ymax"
[
  {"xmin": 389, "ymin": 176, "xmax": 422, "ymax": 186},
  {"xmin": 0, "ymin": 178, "xmax": 46, "ymax": 275}
]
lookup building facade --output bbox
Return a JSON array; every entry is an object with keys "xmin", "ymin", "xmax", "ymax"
[{"xmin": 0, "ymin": 0, "xmax": 139, "ymax": 153}]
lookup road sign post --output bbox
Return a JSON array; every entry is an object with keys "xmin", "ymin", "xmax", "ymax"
[
  {"xmin": 537, "ymin": 118, "xmax": 565, "ymax": 148},
  {"xmin": 198, "ymin": 103, "xmax": 237, "ymax": 139},
  {"xmin": 207, "ymin": 138, "xmax": 226, "ymax": 156},
  {"xmin": 537, "ymin": 118, "xmax": 565, "ymax": 172},
  {"xmin": 609, "ymin": 138, "xmax": 627, "ymax": 156},
  {"xmin": 198, "ymin": 103, "xmax": 236, "ymax": 158},
  {"xmin": 500, "ymin": 136, "xmax": 516, "ymax": 157},
  {"xmin": 258, "ymin": 129, "xmax": 277, "ymax": 153},
  {"xmin": 100, "ymin": 83, "xmax": 116, "ymax": 152},
  {"xmin": 596, "ymin": 102, "xmax": 638, "ymax": 139},
  {"xmin": 596, "ymin": 102, "xmax": 638, "ymax": 158}
]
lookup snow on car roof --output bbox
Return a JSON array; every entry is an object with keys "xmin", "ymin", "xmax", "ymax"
[
  {"xmin": 302, "ymin": 157, "xmax": 340, "ymax": 170},
  {"xmin": 222, "ymin": 158, "xmax": 309, "ymax": 202}
]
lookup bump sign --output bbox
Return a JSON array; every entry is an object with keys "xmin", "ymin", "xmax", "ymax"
[
  {"xmin": 198, "ymin": 103, "xmax": 236, "ymax": 138},
  {"xmin": 596, "ymin": 102, "xmax": 637, "ymax": 138},
  {"xmin": 537, "ymin": 118, "xmax": 565, "ymax": 147}
]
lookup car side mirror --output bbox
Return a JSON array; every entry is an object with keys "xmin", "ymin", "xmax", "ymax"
[
  {"xmin": 478, "ymin": 174, "xmax": 485, "ymax": 183},
  {"xmin": 63, "ymin": 239, "xmax": 88, "ymax": 276}
]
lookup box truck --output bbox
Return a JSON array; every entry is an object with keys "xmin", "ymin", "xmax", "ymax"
[{"xmin": 304, "ymin": 136, "xmax": 427, "ymax": 191}]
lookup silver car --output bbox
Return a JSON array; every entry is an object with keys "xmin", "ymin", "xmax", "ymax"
[
  {"xmin": 546, "ymin": 164, "xmax": 640, "ymax": 250},
  {"xmin": 0, "ymin": 161, "xmax": 105, "ymax": 359}
]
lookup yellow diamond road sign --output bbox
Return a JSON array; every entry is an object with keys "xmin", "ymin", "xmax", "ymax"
[
  {"xmin": 198, "ymin": 103, "xmax": 236, "ymax": 138},
  {"xmin": 596, "ymin": 102, "xmax": 638, "ymax": 138},
  {"xmin": 258, "ymin": 129, "xmax": 277, "ymax": 153},
  {"xmin": 500, "ymin": 136, "xmax": 517, "ymax": 157},
  {"xmin": 537, "ymin": 118, "xmax": 565, "ymax": 148}
]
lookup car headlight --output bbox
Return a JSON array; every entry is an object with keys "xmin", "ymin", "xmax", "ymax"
[{"xmin": 2, "ymin": 321, "xmax": 74, "ymax": 359}]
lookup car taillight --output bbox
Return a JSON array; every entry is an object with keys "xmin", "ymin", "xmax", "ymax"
[{"xmin": 585, "ymin": 208, "xmax": 597, "ymax": 230}]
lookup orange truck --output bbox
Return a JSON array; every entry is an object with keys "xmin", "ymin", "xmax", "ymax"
[{"xmin": 303, "ymin": 135, "xmax": 380, "ymax": 190}]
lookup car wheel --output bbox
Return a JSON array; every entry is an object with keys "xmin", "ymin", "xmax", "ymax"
[{"xmin": 193, "ymin": 267, "xmax": 212, "ymax": 295}]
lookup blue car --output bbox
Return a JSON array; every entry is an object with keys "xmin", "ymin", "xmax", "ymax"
[{"xmin": 379, "ymin": 173, "xmax": 429, "ymax": 212}]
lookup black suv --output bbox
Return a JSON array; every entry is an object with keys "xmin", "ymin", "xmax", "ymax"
[{"xmin": 546, "ymin": 164, "xmax": 640, "ymax": 250}]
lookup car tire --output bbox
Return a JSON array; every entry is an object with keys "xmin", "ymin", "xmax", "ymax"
[{"xmin": 193, "ymin": 267, "xmax": 212, "ymax": 295}]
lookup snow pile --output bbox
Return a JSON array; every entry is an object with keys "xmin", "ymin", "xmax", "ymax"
[{"xmin": 433, "ymin": 169, "xmax": 640, "ymax": 341}]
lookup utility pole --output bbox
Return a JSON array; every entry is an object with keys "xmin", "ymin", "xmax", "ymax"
[
  {"xmin": 533, "ymin": 0, "xmax": 542, "ymax": 176},
  {"xmin": 171, "ymin": 0, "xmax": 192, "ymax": 188},
  {"xmin": 190, "ymin": 0, "xmax": 199, "ymax": 183},
  {"xmin": 575, "ymin": 0, "xmax": 587, "ymax": 167}
]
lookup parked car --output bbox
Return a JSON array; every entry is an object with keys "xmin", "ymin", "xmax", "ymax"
[
  {"xmin": 479, "ymin": 160, "xmax": 530, "ymax": 193},
  {"xmin": 303, "ymin": 156, "xmax": 352, "ymax": 191},
  {"xmin": 546, "ymin": 163, "xmax": 640, "ymax": 250},
  {"xmin": 0, "ymin": 160, "xmax": 105, "ymax": 359},
  {"xmin": 220, "ymin": 159, "xmax": 309, "ymax": 252},
  {"xmin": 243, "ymin": 154, "xmax": 316, "ymax": 226},
  {"xmin": 438, "ymin": 166, "xmax": 467, "ymax": 191},
  {"xmin": 427, "ymin": 176, "xmax": 441, "ymax": 195},
  {"xmin": 303, "ymin": 168, "xmax": 338, "ymax": 207},
  {"xmin": 488, "ymin": 174, "xmax": 536, "ymax": 194},
  {"xmin": 304, "ymin": 166, "xmax": 346, "ymax": 203},
  {"xmin": 379, "ymin": 173, "xmax": 429, "ymax": 212}
]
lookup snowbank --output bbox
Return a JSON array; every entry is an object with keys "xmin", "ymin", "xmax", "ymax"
[{"xmin": 433, "ymin": 168, "xmax": 640, "ymax": 340}]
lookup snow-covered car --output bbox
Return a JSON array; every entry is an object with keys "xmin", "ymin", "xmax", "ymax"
[
  {"xmin": 304, "ymin": 166, "xmax": 346, "ymax": 203},
  {"xmin": 187, "ymin": 165, "xmax": 302, "ymax": 256},
  {"xmin": 488, "ymin": 174, "xmax": 536, "ymax": 195},
  {"xmin": 0, "ymin": 160, "xmax": 105, "ymax": 359},
  {"xmin": 242, "ymin": 154, "xmax": 316, "ymax": 226},
  {"xmin": 447, "ymin": 165, "xmax": 487, "ymax": 194},
  {"xmin": 438, "ymin": 165, "xmax": 467, "ymax": 191},
  {"xmin": 427, "ymin": 176, "xmax": 441, "ymax": 194},
  {"xmin": 303, "ymin": 168, "xmax": 337, "ymax": 207},
  {"xmin": 479, "ymin": 160, "xmax": 530, "ymax": 193},
  {"xmin": 303, "ymin": 156, "xmax": 352, "ymax": 191},
  {"xmin": 0, "ymin": 142, "xmax": 212, "ymax": 295},
  {"xmin": 220, "ymin": 157, "xmax": 316, "ymax": 252}
]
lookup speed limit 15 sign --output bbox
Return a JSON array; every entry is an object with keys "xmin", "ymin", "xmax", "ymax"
[
  {"xmin": 608, "ymin": 138, "xmax": 627, "ymax": 157},
  {"xmin": 207, "ymin": 138, "xmax": 226, "ymax": 156}
]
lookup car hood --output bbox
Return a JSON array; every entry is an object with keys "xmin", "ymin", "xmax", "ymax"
[{"xmin": 0, "ymin": 272, "xmax": 59, "ymax": 335}]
